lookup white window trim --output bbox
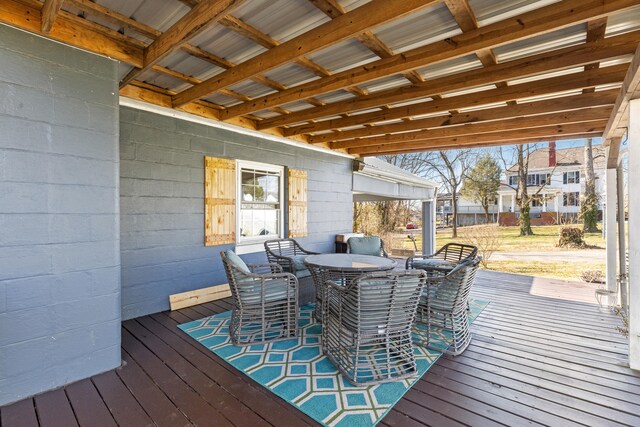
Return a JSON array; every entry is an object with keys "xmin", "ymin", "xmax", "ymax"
[{"xmin": 235, "ymin": 160, "xmax": 285, "ymax": 253}]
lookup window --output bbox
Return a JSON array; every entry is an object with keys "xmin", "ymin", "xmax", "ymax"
[
  {"xmin": 563, "ymin": 171, "xmax": 580, "ymax": 184},
  {"xmin": 508, "ymin": 175, "xmax": 518, "ymax": 186},
  {"xmin": 237, "ymin": 161, "xmax": 284, "ymax": 244},
  {"xmin": 563, "ymin": 192, "xmax": 580, "ymax": 206},
  {"xmin": 526, "ymin": 173, "xmax": 551, "ymax": 186},
  {"xmin": 531, "ymin": 198, "xmax": 542, "ymax": 207}
]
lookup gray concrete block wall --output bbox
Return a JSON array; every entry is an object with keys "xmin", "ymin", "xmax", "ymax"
[
  {"xmin": 0, "ymin": 25, "xmax": 121, "ymax": 405},
  {"xmin": 120, "ymin": 107, "xmax": 353, "ymax": 319}
]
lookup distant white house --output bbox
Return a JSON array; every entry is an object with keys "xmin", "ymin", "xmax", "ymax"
[
  {"xmin": 436, "ymin": 142, "xmax": 606, "ymax": 226},
  {"xmin": 498, "ymin": 142, "xmax": 605, "ymax": 224}
]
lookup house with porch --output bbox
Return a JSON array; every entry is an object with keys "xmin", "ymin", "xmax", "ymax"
[
  {"xmin": 1, "ymin": 0, "xmax": 640, "ymax": 425},
  {"xmin": 497, "ymin": 142, "xmax": 607, "ymax": 225}
]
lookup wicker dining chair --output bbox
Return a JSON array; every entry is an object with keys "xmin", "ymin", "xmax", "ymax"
[
  {"xmin": 264, "ymin": 238, "xmax": 319, "ymax": 279},
  {"xmin": 321, "ymin": 270, "xmax": 427, "ymax": 386},
  {"xmin": 415, "ymin": 257, "xmax": 481, "ymax": 356},
  {"xmin": 406, "ymin": 242, "xmax": 477, "ymax": 270},
  {"xmin": 221, "ymin": 250, "xmax": 299, "ymax": 345},
  {"xmin": 346, "ymin": 236, "xmax": 389, "ymax": 257}
]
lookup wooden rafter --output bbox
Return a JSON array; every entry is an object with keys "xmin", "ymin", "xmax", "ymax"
[
  {"xmin": 120, "ymin": 0, "xmax": 246, "ymax": 87},
  {"xmin": 355, "ymin": 132, "xmax": 605, "ymax": 156},
  {"xmin": 308, "ymin": 0, "xmax": 424, "ymax": 84},
  {"xmin": 604, "ymin": 43, "xmax": 640, "ymax": 167},
  {"xmin": 66, "ymin": 0, "xmax": 161, "ymax": 39},
  {"xmin": 0, "ymin": 0, "xmax": 143, "ymax": 66},
  {"xmin": 309, "ymin": 90, "xmax": 619, "ymax": 144},
  {"xmin": 258, "ymin": 33, "xmax": 638, "ymax": 131},
  {"xmin": 584, "ymin": 17, "xmax": 609, "ymax": 93},
  {"xmin": 331, "ymin": 107, "xmax": 612, "ymax": 150},
  {"xmin": 218, "ymin": 0, "xmax": 638, "ymax": 121},
  {"xmin": 215, "ymin": 15, "xmax": 344, "ymax": 104},
  {"xmin": 351, "ymin": 122, "xmax": 608, "ymax": 156},
  {"xmin": 119, "ymin": 82, "xmax": 309, "ymax": 143},
  {"xmin": 275, "ymin": 64, "xmax": 628, "ymax": 135},
  {"xmin": 171, "ymin": 0, "xmax": 438, "ymax": 107},
  {"xmin": 40, "ymin": 0, "xmax": 64, "ymax": 33}
]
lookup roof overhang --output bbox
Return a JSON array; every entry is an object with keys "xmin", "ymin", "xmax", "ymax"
[{"xmin": 352, "ymin": 159, "xmax": 437, "ymax": 202}]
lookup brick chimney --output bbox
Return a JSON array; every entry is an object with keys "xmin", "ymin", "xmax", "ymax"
[{"xmin": 548, "ymin": 141, "xmax": 556, "ymax": 167}]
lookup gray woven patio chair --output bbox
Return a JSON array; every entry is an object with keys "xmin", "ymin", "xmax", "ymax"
[
  {"xmin": 321, "ymin": 270, "xmax": 427, "ymax": 386},
  {"xmin": 406, "ymin": 242, "xmax": 477, "ymax": 271},
  {"xmin": 415, "ymin": 257, "xmax": 481, "ymax": 356},
  {"xmin": 221, "ymin": 250, "xmax": 298, "ymax": 345},
  {"xmin": 264, "ymin": 238, "xmax": 319, "ymax": 279},
  {"xmin": 346, "ymin": 236, "xmax": 389, "ymax": 257}
]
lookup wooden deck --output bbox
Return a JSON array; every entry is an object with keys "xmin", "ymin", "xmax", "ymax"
[{"xmin": 2, "ymin": 270, "xmax": 640, "ymax": 427}]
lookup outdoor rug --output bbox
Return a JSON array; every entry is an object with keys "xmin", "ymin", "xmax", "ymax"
[{"xmin": 178, "ymin": 299, "xmax": 489, "ymax": 427}]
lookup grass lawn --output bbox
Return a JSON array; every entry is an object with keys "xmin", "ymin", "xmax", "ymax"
[
  {"xmin": 389, "ymin": 224, "xmax": 607, "ymax": 281},
  {"xmin": 486, "ymin": 260, "xmax": 606, "ymax": 281},
  {"xmin": 436, "ymin": 224, "xmax": 605, "ymax": 252}
]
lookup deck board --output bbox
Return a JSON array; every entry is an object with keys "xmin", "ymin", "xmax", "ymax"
[{"xmin": 3, "ymin": 270, "xmax": 640, "ymax": 427}]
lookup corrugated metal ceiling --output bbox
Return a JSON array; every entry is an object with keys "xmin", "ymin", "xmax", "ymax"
[{"xmin": 86, "ymin": 0, "xmax": 640, "ymax": 120}]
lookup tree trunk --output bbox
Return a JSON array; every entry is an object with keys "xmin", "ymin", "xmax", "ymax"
[
  {"xmin": 517, "ymin": 145, "xmax": 534, "ymax": 236},
  {"xmin": 451, "ymin": 190, "xmax": 458, "ymax": 238},
  {"xmin": 482, "ymin": 198, "xmax": 490, "ymax": 223},
  {"xmin": 582, "ymin": 138, "xmax": 599, "ymax": 232}
]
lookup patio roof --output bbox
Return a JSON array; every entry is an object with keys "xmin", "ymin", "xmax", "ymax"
[{"xmin": 2, "ymin": 0, "xmax": 640, "ymax": 156}]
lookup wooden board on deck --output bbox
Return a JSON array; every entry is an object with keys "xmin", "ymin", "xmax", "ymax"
[{"xmin": 169, "ymin": 284, "xmax": 231, "ymax": 311}]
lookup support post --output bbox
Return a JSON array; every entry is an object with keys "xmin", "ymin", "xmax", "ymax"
[
  {"xmin": 422, "ymin": 200, "xmax": 436, "ymax": 256},
  {"xmin": 606, "ymin": 168, "xmax": 618, "ymax": 301},
  {"xmin": 628, "ymin": 98, "xmax": 640, "ymax": 370},
  {"xmin": 618, "ymin": 162, "xmax": 628, "ymax": 308},
  {"xmin": 510, "ymin": 194, "xmax": 515, "ymax": 212}
]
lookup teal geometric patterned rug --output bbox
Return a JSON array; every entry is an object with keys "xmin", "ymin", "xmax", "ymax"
[{"xmin": 178, "ymin": 299, "xmax": 489, "ymax": 427}]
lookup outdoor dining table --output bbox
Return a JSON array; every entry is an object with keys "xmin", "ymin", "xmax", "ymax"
[{"xmin": 304, "ymin": 253, "xmax": 397, "ymax": 320}]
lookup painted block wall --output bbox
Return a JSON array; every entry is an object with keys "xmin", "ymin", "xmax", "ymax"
[
  {"xmin": 0, "ymin": 25, "xmax": 121, "ymax": 405},
  {"xmin": 120, "ymin": 107, "xmax": 353, "ymax": 319}
]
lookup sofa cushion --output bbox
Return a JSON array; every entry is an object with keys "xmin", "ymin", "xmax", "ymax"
[
  {"xmin": 348, "ymin": 236, "xmax": 382, "ymax": 256},
  {"xmin": 224, "ymin": 249, "xmax": 250, "ymax": 273},
  {"xmin": 412, "ymin": 258, "xmax": 456, "ymax": 271}
]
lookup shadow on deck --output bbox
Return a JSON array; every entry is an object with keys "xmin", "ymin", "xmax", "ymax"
[{"xmin": 2, "ymin": 270, "xmax": 639, "ymax": 427}]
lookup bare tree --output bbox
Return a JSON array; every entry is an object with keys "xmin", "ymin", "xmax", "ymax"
[
  {"xmin": 581, "ymin": 138, "xmax": 600, "ymax": 232},
  {"xmin": 500, "ymin": 143, "xmax": 557, "ymax": 236},
  {"xmin": 419, "ymin": 150, "xmax": 473, "ymax": 238},
  {"xmin": 371, "ymin": 153, "xmax": 436, "ymax": 232}
]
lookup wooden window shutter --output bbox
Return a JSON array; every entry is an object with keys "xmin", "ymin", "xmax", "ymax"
[
  {"xmin": 288, "ymin": 169, "xmax": 308, "ymax": 238},
  {"xmin": 204, "ymin": 157, "xmax": 236, "ymax": 246}
]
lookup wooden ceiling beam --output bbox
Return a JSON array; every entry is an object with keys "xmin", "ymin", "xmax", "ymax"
[
  {"xmin": 308, "ymin": 0, "xmax": 424, "ymax": 84},
  {"xmin": 331, "ymin": 107, "xmax": 612, "ymax": 150},
  {"xmin": 309, "ymin": 89, "xmax": 618, "ymax": 144},
  {"xmin": 583, "ymin": 17, "xmax": 609, "ymax": 93},
  {"xmin": 0, "ymin": 0, "xmax": 143, "ymax": 66},
  {"xmin": 216, "ymin": 14, "xmax": 347, "ymax": 102},
  {"xmin": 120, "ymin": 82, "xmax": 309, "ymax": 143},
  {"xmin": 280, "ymin": 63, "xmax": 627, "ymax": 135},
  {"xmin": 65, "ymin": 0, "xmax": 161, "ymax": 39},
  {"xmin": 357, "ymin": 132, "xmax": 605, "ymax": 156},
  {"xmin": 220, "ymin": 0, "xmax": 637, "ymax": 121},
  {"xmin": 351, "ymin": 121, "xmax": 608, "ymax": 156},
  {"xmin": 261, "ymin": 33, "xmax": 637, "ymax": 130},
  {"xmin": 41, "ymin": 0, "xmax": 64, "ymax": 33},
  {"xmin": 120, "ymin": 0, "xmax": 246, "ymax": 87},
  {"xmin": 171, "ymin": 0, "xmax": 437, "ymax": 107},
  {"xmin": 604, "ymin": 43, "xmax": 640, "ymax": 167}
]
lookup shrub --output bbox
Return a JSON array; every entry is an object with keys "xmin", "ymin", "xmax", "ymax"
[
  {"xmin": 614, "ymin": 306, "xmax": 629, "ymax": 338},
  {"xmin": 557, "ymin": 227, "xmax": 585, "ymax": 248},
  {"xmin": 461, "ymin": 224, "xmax": 501, "ymax": 269},
  {"xmin": 580, "ymin": 270, "xmax": 605, "ymax": 283}
]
